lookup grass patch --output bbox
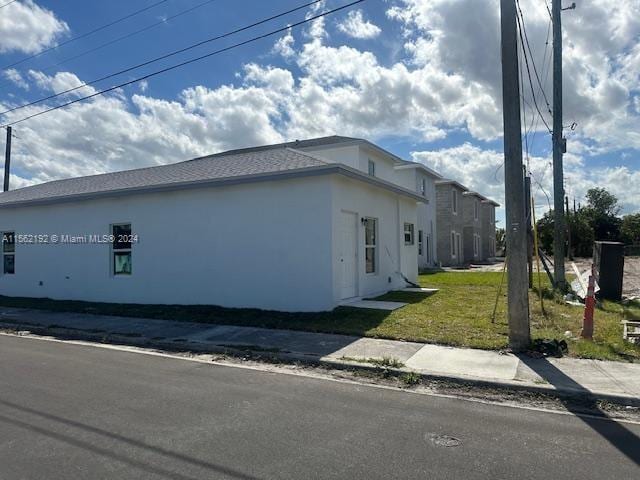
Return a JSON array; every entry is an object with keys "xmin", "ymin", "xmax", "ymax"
[
  {"xmin": 1, "ymin": 270, "xmax": 638, "ymax": 362},
  {"xmin": 340, "ymin": 355, "xmax": 405, "ymax": 368},
  {"xmin": 400, "ymin": 371, "xmax": 421, "ymax": 386}
]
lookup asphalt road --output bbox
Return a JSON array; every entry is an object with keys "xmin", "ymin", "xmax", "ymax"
[{"xmin": 0, "ymin": 335, "xmax": 638, "ymax": 480}]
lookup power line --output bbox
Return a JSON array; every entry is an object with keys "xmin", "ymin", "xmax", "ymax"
[
  {"xmin": 1, "ymin": 0, "xmax": 365, "ymax": 128},
  {"xmin": 525, "ymin": 17, "xmax": 552, "ymax": 160},
  {"xmin": 516, "ymin": 10, "xmax": 552, "ymax": 134},
  {"xmin": 0, "ymin": 0, "xmax": 17, "ymax": 9},
  {"xmin": 543, "ymin": 0, "xmax": 553, "ymax": 20},
  {"xmin": 1, "ymin": 0, "xmax": 170, "ymax": 70},
  {"xmin": 1, "ymin": 0, "xmax": 325, "ymax": 116},
  {"xmin": 516, "ymin": 0, "xmax": 552, "ymax": 115},
  {"xmin": 35, "ymin": 0, "xmax": 219, "ymax": 76}
]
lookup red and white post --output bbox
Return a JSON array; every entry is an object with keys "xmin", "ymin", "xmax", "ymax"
[{"xmin": 581, "ymin": 265, "xmax": 595, "ymax": 340}]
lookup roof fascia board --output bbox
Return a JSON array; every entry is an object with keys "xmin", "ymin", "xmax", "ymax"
[{"xmin": 0, "ymin": 163, "xmax": 426, "ymax": 209}]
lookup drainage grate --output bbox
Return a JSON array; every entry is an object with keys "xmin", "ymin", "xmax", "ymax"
[{"xmin": 426, "ymin": 433, "xmax": 462, "ymax": 448}]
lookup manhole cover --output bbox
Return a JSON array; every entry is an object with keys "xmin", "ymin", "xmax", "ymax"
[{"xmin": 426, "ymin": 433, "xmax": 462, "ymax": 448}]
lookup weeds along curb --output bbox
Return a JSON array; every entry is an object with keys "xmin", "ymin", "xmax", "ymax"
[{"xmin": 1, "ymin": 322, "xmax": 639, "ymax": 410}]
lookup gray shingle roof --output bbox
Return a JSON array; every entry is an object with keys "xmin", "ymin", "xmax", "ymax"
[{"xmin": 0, "ymin": 148, "xmax": 328, "ymax": 208}]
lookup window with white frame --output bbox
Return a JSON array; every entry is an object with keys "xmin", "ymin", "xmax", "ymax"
[
  {"xmin": 404, "ymin": 223, "xmax": 414, "ymax": 245},
  {"xmin": 420, "ymin": 178, "xmax": 426, "ymax": 196},
  {"xmin": 367, "ymin": 159, "xmax": 376, "ymax": 177},
  {"xmin": 474, "ymin": 234, "xmax": 480, "ymax": 257},
  {"xmin": 426, "ymin": 234, "xmax": 431, "ymax": 263},
  {"xmin": 364, "ymin": 217, "xmax": 377, "ymax": 274},
  {"xmin": 112, "ymin": 224, "xmax": 132, "ymax": 275},
  {"xmin": 474, "ymin": 200, "xmax": 479, "ymax": 221},
  {"xmin": 452, "ymin": 189, "xmax": 458, "ymax": 214},
  {"xmin": 450, "ymin": 231, "xmax": 456, "ymax": 257},
  {"xmin": 418, "ymin": 230, "xmax": 423, "ymax": 255},
  {"xmin": 456, "ymin": 233, "xmax": 461, "ymax": 259},
  {"xmin": 2, "ymin": 231, "xmax": 15, "ymax": 274}
]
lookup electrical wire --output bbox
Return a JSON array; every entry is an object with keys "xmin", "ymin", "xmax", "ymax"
[
  {"xmin": 35, "ymin": 0, "xmax": 219, "ymax": 76},
  {"xmin": 0, "ymin": 0, "xmax": 365, "ymax": 128},
  {"xmin": 1, "ymin": 0, "xmax": 325, "ymax": 117},
  {"xmin": 0, "ymin": 0, "xmax": 17, "ymax": 9},
  {"xmin": 516, "ymin": 0, "xmax": 552, "ymax": 116},
  {"xmin": 1, "ymin": 0, "xmax": 170, "ymax": 70},
  {"xmin": 516, "ymin": 11, "xmax": 552, "ymax": 134}
]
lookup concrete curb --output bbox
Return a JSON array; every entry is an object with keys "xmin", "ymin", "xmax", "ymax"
[{"xmin": 2, "ymin": 321, "xmax": 639, "ymax": 409}]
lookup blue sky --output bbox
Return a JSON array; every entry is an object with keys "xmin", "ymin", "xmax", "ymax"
[{"xmin": 1, "ymin": 0, "xmax": 639, "ymax": 225}]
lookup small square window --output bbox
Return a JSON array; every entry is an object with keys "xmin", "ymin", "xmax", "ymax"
[
  {"xmin": 3, "ymin": 232, "xmax": 15, "ymax": 253},
  {"xmin": 113, "ymin": 252, "xmax": 132, "ymax": 275},
  {"xmin": 3, "ymin": 254, "xmax": 14, "ymax": 274},
  {"xmin": 2, "ymin": 231, "xmax": 15, "ymax": 275}
]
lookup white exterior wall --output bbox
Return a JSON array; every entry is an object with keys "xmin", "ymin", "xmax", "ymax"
[
  {"xmin": 301, "ymin": 144, "xmax": 399, "ymax": 185},
  {"xmin": 330, "ymin": 176, "xmax": 418, "ymax": 303},
  {"xmin": 300, "ymin": 144, "xmax": 362, "ymax": 170},
  {"xmin": 392, "ymin": 168, "xmax": 438, "ymax": 270},
  {"xmin": 0, "ymin": 176, "xmax": 336, "ymax": 312},
  {"xmin": 416, "ymin": 172, "xmax": 438, "ymax": 269}
]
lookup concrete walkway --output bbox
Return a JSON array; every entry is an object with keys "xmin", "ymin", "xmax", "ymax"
[{"xmin": 1, "ymin": 306, "xmax": 639, "ymax": 403}]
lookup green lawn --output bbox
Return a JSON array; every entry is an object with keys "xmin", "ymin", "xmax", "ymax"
[{"xmin": 1, "ymin": 271, "xmax": 638, "ymax": 361}]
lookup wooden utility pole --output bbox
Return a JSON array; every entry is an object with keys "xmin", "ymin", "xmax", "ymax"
[
  {"xmin": 500, "ymin": 0, "xmax": 530, "ymax": 350},
  {"xmin": 3, "ymin": 126, "xmax": 11, "ymax": 192},
  {"xmin": 552, "ymin": 0, "xmax": 566, "ymax": 287}
]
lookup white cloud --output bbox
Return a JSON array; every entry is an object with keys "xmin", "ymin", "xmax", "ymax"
[
  {"xmin": 387, "ymin": 0, "xmax": 640, "ymax": 152},
  {"xmin": 0, "ymin": 0, "xmax": 68, "ymax": 54},
  {"xmin": 272, "ymin": 29, "xmax": 295, "ymax": 59},
  {"xmin": 336, "ymin": 10, "xmax": 381, "ymax": 39},
  {"xmin": 139, "ymin": 80, "xmax": 149, "ymax": 93},
  {"xmin": 3, "ymin": 68, "xmax": 29, "ymax": 90},
  {"xmin": 27, "ymin": 70, "xmax": 96, "ymax": 97}
]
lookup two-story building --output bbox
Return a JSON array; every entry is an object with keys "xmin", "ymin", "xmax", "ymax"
[
  {"xmin": 435, "ymin": 180, "xmax": 468, "ymax": 266},
  {"xmin": 435, "ymin": 181, "xmax": 499, "ymax": 266}
]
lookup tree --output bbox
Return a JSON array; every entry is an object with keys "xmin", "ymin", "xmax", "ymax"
[
  {"xmin": 583, "ymin": 188, "xmax": 621, "ymax": 241},
  {"xmin": 569, "ymin": 209, "xmax": 595, "ymax": 257},
  {"xmin": 586, "ymin": 188, "xmax": 620, "ymax": 217},
  {"xmin": 621, "ymin": 213, "xmax": 640, "ymax": 245},
  {"xmin": 536, "ymin": 208, "xmax": 594, "ymax": 257},
  {"xmin": 536, "ymin": 210, "xmax": 555, "ymax": 254}
]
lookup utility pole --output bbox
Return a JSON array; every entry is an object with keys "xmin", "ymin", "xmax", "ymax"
[
  {"xmin": 525, "ymin": 175, "xmax": 533, "ymax": 288},
  {"xmin": 3, "ymin": 126, "xmax": 11, "ymax": 192},
  {"xmin": 500, "ymin": 0, "xmax": 530, "ymax": 350},
  {"xmin": 552, "ymin": 0, "xmax": 573, "ymax": 288}
]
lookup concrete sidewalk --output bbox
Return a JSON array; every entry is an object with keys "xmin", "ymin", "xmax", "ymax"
[{"xmin": 1, "ymin": 306, "xmax": 639, "ymax": 403}]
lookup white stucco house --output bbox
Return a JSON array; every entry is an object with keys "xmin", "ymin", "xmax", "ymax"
[{"xmin": 0, "ymin": 136, "xmax": 428, "ymax": 312}]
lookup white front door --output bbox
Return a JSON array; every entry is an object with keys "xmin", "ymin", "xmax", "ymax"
[{"xmin": 338, "ymin": 211, "xmax": 358, "ymax": 299}]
